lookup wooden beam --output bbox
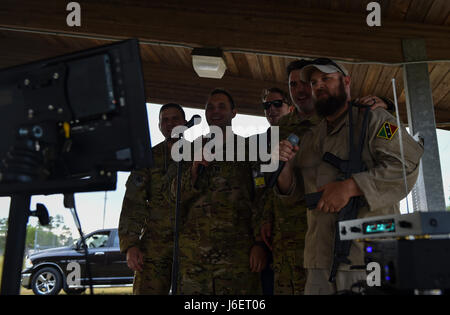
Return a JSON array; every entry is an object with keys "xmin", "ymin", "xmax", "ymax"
[
  {"xmin": 0, "ymin": 29, "xmax": 283, "ymax": 118},
  {"xmin": 0, "ymin": 25, "xmax": 446, "ymax": 126},
  {"xmin": 0, "ymin": 0, "xmax": 449, "ymax": 63}
]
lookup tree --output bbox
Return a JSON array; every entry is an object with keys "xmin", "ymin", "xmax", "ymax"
[
  {"xmin": 2, "ymin": 215, "xmax": 73, "ymax": 253},
  {"xmin": 28, "ymin": 215, "xmax": 74, "ymax": 250}
]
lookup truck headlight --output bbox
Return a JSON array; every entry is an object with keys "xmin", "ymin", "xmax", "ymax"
[{"xmin": 25, "ymin": 257, "xmax": 33, "ymax": 269}]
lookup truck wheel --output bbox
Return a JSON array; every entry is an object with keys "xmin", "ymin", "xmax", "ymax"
[{"xmin": 31, "ymin": 267, "xmax": 62, "ymax": 295}]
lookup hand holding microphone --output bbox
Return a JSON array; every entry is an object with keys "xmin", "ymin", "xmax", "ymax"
[
  {"xmin": 278, "ymin": 134, "xmax": 300, "ymax": 162},
  {"xmin": 267, "ymin": 133, "xmax": 299, "ymax": 188}
]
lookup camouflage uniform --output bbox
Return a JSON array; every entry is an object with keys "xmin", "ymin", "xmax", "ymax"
[
  {"xmin": 174, "ymin": 134, "xmax": 261, "ymax": 295},
  {"xmin": 260, "ymin": 108, "xmax": 320, "ymax": 295},
  {"xmin": 119, "ymin": 141, "xmax": 178, "ymax": 295}
]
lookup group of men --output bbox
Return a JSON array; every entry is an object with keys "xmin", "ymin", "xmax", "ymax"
[{"xmin": 118, "ymin": 58, "xmax": 424, "ymax": 295}]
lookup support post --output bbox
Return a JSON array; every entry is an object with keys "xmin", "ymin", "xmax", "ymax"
[
  {"xmin": 1, "ymin": 194, "xmax": 31, "ymax": 295},
  {"xmin": 402, "ymin": 38, "xmax": 446, "ymax": 212}
]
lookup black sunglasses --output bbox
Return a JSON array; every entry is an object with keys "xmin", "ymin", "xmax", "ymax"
[
  {"xmin": 262, "ymin": 99, "xmax": 284, "ymax": 110},
  {"xmin": 311, "ymin": 58, "xmax": 347, "ymax": 76}
]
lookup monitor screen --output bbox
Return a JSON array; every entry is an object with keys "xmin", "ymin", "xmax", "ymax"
[{"xmin": 0, "ymin": 39, "xmax": 153, "ymax": 196}]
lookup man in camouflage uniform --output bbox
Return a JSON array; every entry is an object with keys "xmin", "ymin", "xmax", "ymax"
[
  {"xmin": 253, "ymin": 87, "xmax": 293, "ymax": 295},
  {"xmin": 119, "ymin": 103, "xmax": 187, "ymax": 294},
  {"xmin": 260, "ymin": 60, "xmax": 392, "ymax": 294},
  {"xmin": 174, "ymin": 89, "xmax": 266, "ymax": 295},
  {"xmin": 258, "ymin": 85, "xmax": 315, "ymax": 295}
]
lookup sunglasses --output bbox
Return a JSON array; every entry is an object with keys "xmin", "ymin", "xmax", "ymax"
[
  {"xmin": 262, "ymin": 99, "xmax": 284, "ymax": 110},
  {"xmin": 311, "ymin": 58, "xmax": 347, "ymax": 76}
]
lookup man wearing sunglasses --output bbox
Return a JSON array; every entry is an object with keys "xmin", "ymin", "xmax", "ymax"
[
  {"xmin": 275, "ymin": 59, "xmax": 423, "ymax": 295},
  {"xmin": 257, "ymin": 87, "xmax": 310, "ymax": 295},
  {"xmin": 262, "ymin": 87, "xmax": 293, "ymax": 126}
]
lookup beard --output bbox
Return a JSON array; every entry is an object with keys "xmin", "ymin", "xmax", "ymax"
[{"xmin": 314, "ymin": 79, "xmax": 347, "ymax": 118}]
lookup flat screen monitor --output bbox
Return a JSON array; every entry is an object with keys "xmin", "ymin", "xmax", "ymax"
[{"xmin": 0, "ymin": 39, "xmax": 152, "ymax": 196}]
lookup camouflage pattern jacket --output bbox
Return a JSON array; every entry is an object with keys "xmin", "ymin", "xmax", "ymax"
[{"xmin": 119, "ymin": 141, "xmax": 178, "ymax": 256}]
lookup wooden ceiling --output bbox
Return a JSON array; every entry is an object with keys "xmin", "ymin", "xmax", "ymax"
[{"xmin": 0, "ymin": 0, "xmax": 449, "ymax": 128}]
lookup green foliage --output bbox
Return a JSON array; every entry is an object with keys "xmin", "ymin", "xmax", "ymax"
[{"xmin": 0, "ymin": 214, "xmax": 73, "ymax": 253}]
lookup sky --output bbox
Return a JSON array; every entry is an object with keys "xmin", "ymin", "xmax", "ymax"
[{"xmin": 0, "ymin": 103, "xmax": 449, "ymax": 241}]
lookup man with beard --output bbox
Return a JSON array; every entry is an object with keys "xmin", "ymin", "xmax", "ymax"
[
  {"xmin": 119, "ymin": 103, "xmax": 187, "ymax": 294},
  {"xmin": 275, "ymin": 59, "xmax": 424, "ymax": 294},
  {"xmin": 260, "ymin": 60, "xmax": 392, "ymax": 295},
  {"xmin": 277, "ymin": 59, "xmax": 393, "ymax": 140}
]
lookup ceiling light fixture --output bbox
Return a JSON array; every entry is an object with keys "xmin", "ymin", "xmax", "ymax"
[{"xmin": 191, "ymin": 48, "xmax": 227, "ymax": 79}]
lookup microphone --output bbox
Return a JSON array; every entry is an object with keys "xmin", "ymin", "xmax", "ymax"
[
  {"xmin": 267, "ymin": 133, "xmax": 299, "ymax": 188},
  {"xmin": 185, "ymin": 114, "xmax": 201, "ymax": 128}
]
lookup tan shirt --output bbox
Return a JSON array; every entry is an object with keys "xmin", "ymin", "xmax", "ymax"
[{"xmin": 280, "ymin": 106, "xmax": 424, "ymax": 270}]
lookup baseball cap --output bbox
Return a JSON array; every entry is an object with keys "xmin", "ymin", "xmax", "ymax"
[{"xmin": 300, "ymin": 58, "xmax": 348, "ymax": 82}]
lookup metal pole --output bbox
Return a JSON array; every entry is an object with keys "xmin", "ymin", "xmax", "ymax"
[
  {"xmin": 34, "ymin": 224, "xmax": 38, "ymax": 251},
  {"xmin": 103, "ymin": 191, "xmax": 107, "ymax": 229},
  {"xmin": 1, "ymin": 194, "xmax": 31, "ymax": 295},
  {"xmin": 169, "ymin": 148, "xmax": 182, "ymax": 295},
  {"xmin": 392, "ymin": 79, "xmax": 411, "ymax": 214},
  {"xmin": 402, "ymin": 39, "xmax": 446, "ymax": 212}
]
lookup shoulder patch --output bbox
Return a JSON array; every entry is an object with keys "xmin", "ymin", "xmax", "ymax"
[{"xmin": 377, "ymin": 122, "xmax": 398, "ymax": 140}]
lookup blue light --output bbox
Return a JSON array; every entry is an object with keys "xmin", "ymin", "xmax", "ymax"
[
  {"xmin": 385, "ymin": 276, "xmax": 391, "ymax": 281},
  {"xmin": 366, "ymin": 246, "xmax": 373, "ymax": 253}
]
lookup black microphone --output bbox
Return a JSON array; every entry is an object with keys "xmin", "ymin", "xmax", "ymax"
[
  {"xmin": 267, "ymin": 133, "xmax": 299, "ymax": 188},
  {"xmin": 185, "ymin": 114, "xmax": 201, "ymax": 128}
]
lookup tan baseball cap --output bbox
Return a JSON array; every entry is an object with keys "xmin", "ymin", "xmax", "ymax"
[{"xmin": 300, "ymin": 59, "xmax": 348, "ymax": 82}]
